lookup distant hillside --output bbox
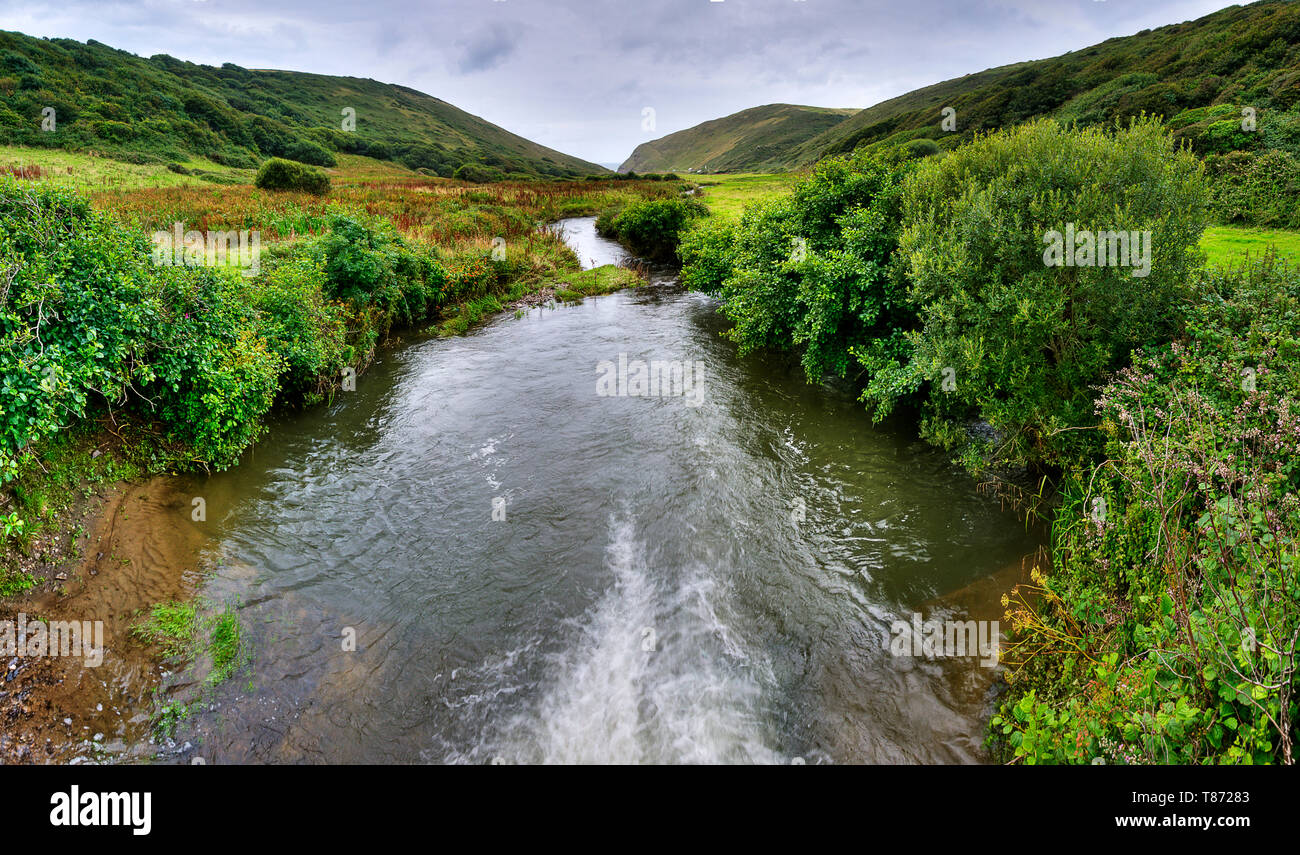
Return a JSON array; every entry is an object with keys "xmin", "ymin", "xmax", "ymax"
[
  {"xmin": 0, "ymin": 31, "xmax": 605, "ymax": 180},
  {"xmin": 619, "ymin": 104, "xmax": 856, "ymax": 173},
  {"xmin": 639, "ymin": 1, "xmax": 1300, "ymax": 173},
  {"xmin": 791, "ymin": 0, "xmax": 1300, "ymax": 165}
]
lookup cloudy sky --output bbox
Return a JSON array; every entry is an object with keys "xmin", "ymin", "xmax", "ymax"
[{"xmin": 0, "ymin": 0, "xmax": 1242, "ymax": 166}]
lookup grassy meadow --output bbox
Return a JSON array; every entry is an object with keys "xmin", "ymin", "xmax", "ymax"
[
  {"xmin": 1201, "ymin": 225, "xmax": 1300, "ymax": 268},
  {"xmin": 679, "ymin": 172, "xmax": 803, "ymax": 220}
]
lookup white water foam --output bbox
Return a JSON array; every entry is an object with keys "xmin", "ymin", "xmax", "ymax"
[{"xmin": 501, "ymin": 514, "xmax": 783, "ymax": 764}]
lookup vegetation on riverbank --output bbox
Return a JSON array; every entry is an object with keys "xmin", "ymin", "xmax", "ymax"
[
  {"xmin": 0, "ymin": 163, "xmax": 674, "ymax": 576},
  {"xmin": 595, "ymin": 196, "xmax": 709, "ymax": 260},
  {"xmin": 679, "ymin": 117, "xmax": 1300, "ymax": 763}
]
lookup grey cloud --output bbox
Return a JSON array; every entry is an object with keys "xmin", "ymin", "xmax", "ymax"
[
  {"xmin": 0, "ymin": 0, "xmax": 1242, "ymax": 164},
  {"xmin": 453, "ymin": 22, "xmax": 523, "ymax": 75}
]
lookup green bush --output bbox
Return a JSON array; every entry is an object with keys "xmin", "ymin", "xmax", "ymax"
[
  {"xmin": 250, "ymin": 254, "xmax": 348, "ymax": 400},
  {"xmin": 147, "ymin": 267, "xmax": 284, "ymax": 469},
  {"xmin": 283, "ymin": 138, "xmax": 336, "ymax": 168},
  {"xmin": 994, "ymin": 256, "xmax": 1300, "ymax": 764},
  {"xmin": 453, "ymin": 163, "xmax": 504, "ymax": 184},
  {"xmin": 1206, "ymin": 149, "xmax": 1300, "ymax": 228},
  {"xmin": 0, "ymin": 180, "xmax": 155, "ymax": 484},
  {"xmin": 312, "ymin": 212, "xmax": 446, "ymax": 328},
  {"xmin": 903, "ymin": 138, "xmax": 941, "ymax": 159},
  {"xmin": 597, "ymin": 197, "xmax": 708, "ymax": 259},
  {"xmin": 679, "ymin": 150, "xmax": 913, "ymax": 384},
  {"xmin": 893, "ymin": 118, "xmax": 1208, "ymax": 472},
  {"xmin": 254, "ymin": 157, "xmax": 330, "ymax": 195}
]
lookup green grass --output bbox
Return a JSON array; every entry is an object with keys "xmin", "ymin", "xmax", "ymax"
[
  {"xmin": 0, "ymin": 566, "xmax": 35, "ymax": 597},
  {"xmin": 681, "ymin": 172, "xmax": 803, "ymax": 220},
  {"xmin": 130, "ymin": 601, "xmax": 200, "ymax": 657},
  {"xmin": 131, "ymin": 599, "xmax": 248, "ymax": 687},
  {"xmin": 553, "ymin": 263, "xmax": 642, "ymax": 296},
  {"xmin": 206, "ymin": 607, "xmax": 247, "ymax": 686},
  {"xmin": 0, "ymin": 145, "xmax": 246, "ymax": 190},
  {"xmin": 1200, "ymin": 226, "xmax": 1300, "ymax": 268}
]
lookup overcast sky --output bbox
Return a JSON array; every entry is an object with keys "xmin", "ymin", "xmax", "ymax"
[{"xmin": 0, "ymin": 0, "xmax": 1243, "ymax": 166}]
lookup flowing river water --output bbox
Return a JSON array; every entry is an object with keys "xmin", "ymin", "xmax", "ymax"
[{"xmin": 75, "ymin": 217, "xmax": 1043, "ymax": 764}]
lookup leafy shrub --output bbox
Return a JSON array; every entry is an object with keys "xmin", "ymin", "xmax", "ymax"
[
  {"xmin": 148, "ymin": 267, "xmax": 284, "ymax": 468},
  {"xmin": 250, "ymin": 255, "xmax": 348, "ymax": 399},
  {"xmin": 453, "ymin": 163, "xmax": 504, "ymax": 184},
  {"xmin": 254, "ymin": 157, "xmax": 330, "ymax": 195},
  {"xmin": 0, "ymin": 180, "xmax": 155, "ymax": 484},
  {"xmin": 903, "ymin": 138, "xmax": 941, "ymax": 159},
  {"xmin": 995, "ymin": 256, "xmax": 1300, "ymax": 764},
  {"xmin": 283, "ymin": 138, "xmax": 336, "ymax": 168},
  {"xmin": 680, "ymin": 150, "xmax": 912, "ymax": 384},
  {"xmin": 313, "ymin": 212, "xmax": 446, "ymax": 324},
  {"xmin": 1206, "ymin": 149, "xmax": 1300, "ymax": 228},
  {"xmin": 893, "ymin": 118, "xmax": 1208, "ymax": 472},
  {"xmin": 596, "ymin": 197, "xmax": 708, "ymax": 259}
]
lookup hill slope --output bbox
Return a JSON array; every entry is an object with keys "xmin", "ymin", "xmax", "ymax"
[
  {"xmin": 792, "ymin": 0, "xmax": 1300, "ymax": 165},
  {"xmin": 0, "ymin": 31, "xmax": 605, "ymax": 179},
  {"xmin": 636, "ymin": 0, "xmax": 1300, "ymax": 173},
  {"xmin": 619, "ymin": 104, "xmax": 856, "ymax": 173}
]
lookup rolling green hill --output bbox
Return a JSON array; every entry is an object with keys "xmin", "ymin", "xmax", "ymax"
[
  {"xmin": 793, "ymin": 0, "xmax": 1300, "ymax": 164},
  {"xmin": 0, "ymin": 30, "xmax": 605, "ymax": 181},
  {"xmin": 618, "ymin": 104, "xmax": 856, "ymax": 173},
  {"xmin": 634, "ymin": 1, "xmax": 1300, "ymax": 175}
]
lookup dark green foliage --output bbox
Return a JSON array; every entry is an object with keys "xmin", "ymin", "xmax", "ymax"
[
  {"xmin": 902, "ymin": 138, "xmax": 940, "ymax": 159},
  {"xmin": 595, "ymin": 197, "xmax": 708, "ymax": 259},
  {"xmin": 313, "ymin": 212, "xmax": 447, "ymax": 329},
  {"xmin": 453, "ymin": 162, "xmax": 505, "ymax": 184},
  {"xmin": 0, "ymin": 29, "xmax": 603, "ymax": 178},
  {"xmin": 1206, "ymin": 148, "xmax": 1300, "ymax": 227},
  {"xmin": 994, "ymin": 257, "xmax": 1300, "ymax": 764},
  {"xmin": 0, "ymin": 181, "xmax": 153, "ymax": 483},
  {"xmin": 679, "ymin": 150, "xmax": 912, "ymax": 385},
  {"xmin": 894, "ymin": 119, "xmax": 1209, "ymax": 471},
  {"xmin": 282, "ymin": 138, "xmax": 336, "ymax": 168},
  {"xmin": 254, "ymin": 157, "xmax": 330, "ymax": 195}
]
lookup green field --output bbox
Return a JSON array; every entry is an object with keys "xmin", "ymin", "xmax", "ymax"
[
  {"xmin": 681, "ymin": 172, "xmax": 803, "ymax": 220},
  {"xmin": 1200, "ymin": 225, "xmax": 1300, "ymax": 268},
  {"xmin": 0, "ymin": 145, "xmax": 245, "ymax": 190}
]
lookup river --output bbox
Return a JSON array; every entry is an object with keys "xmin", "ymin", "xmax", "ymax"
[{"xmin": 95, "ymin": 217, "xmax": 1042, "ymax": 764}]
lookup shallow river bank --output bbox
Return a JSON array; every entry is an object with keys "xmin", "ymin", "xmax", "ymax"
[{"xmin": 6, "ymin": 217, "xmax": 1042, "ymax": 764}]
